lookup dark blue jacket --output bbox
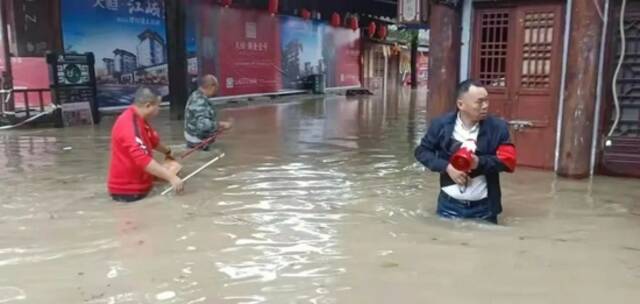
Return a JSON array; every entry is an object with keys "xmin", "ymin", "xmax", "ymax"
[{"xmin": 414, "ymin": 112, "xmax": 511, "ymax": 215}]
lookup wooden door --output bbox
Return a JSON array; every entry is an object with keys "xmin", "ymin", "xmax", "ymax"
[{"xmin": 472, "ymin": 1, "xmax": 564, "ymax": 169}]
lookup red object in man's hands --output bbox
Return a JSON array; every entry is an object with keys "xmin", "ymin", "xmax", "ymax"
[
  {"xmin": 300, "ymin": 9, "xmax": 311, "ymax": 20},
  {"xmin": 496, "ymin": 143, "xmax": 517, "ymax": 172},
  {"xmin": 331, "ymin": 12, "xmax": 341, "ymax": 27},
  {"xmin": 450, "ymin": 140, "xmax": 477, "ymax": 173},
  {"xmin": 450, "ymin": 149, "xmax": 474, "ymax": 173}
]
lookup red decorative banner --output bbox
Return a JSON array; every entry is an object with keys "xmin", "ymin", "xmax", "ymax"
[
  {"xmin": 215, "ymin": 8, "xmax": 282, "ymax": 95},
  {"xmin": 328, "ymin": 27, "xmax": 361, "ymax": 87}
]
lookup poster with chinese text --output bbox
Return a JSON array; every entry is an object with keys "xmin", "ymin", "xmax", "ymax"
[{"xmin": 215, "ymin": 8, "xmax": 281, "ymax": 96}]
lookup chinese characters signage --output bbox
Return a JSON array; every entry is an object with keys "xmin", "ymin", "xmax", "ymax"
[
  {"xmin": 234, "ymin": 41, "xmax": 269, "ymax": 52},
  {"xmin": 91, "ymin": 0, "xmax": 164, "ymax": 26},
  {"xmin": 93, "ymin": 0, "xmax": 162, "ymax": 17}
]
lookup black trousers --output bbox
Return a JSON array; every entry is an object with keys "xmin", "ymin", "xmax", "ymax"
[{"xmin": 111, "ymin": 193, "xmax": 147, "ymax": 203}]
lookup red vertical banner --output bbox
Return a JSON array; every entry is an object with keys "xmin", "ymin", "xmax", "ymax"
[
  {"xmin": 332, "ymin": 27, "xmax": 361, "ymax": 87},
  {"xmin": 216, "ymin": 8, "xmax": 281, "ymax": 95}
]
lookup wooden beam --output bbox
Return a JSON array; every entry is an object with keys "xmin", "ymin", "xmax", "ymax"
[
  {"xmin": 557, "ymin": 0, "xmax": 605, "ymax": 178},
  {"xmin": 427, "ymin": 2, "xmax": 461, "ymax": 120}
]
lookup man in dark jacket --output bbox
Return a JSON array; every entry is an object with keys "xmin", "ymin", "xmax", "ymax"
[{"xmin": 414, "ymin": 80, "xmax": 515, "ymax": 224}]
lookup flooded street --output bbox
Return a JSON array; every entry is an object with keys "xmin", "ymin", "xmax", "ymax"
[{"xmin": 0, "ymin": 90, "xmax": 639, "ymax": 303}]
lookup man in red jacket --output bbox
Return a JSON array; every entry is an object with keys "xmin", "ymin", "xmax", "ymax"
[{"xmin": 107, "ymin": 87, "xmax": 184, "ymax": 202}]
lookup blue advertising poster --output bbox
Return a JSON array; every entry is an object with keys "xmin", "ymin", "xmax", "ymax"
[
  {"xmin": 279, "ymin": 16, "xmax": 324, "ymax": 90},
  {"xmin": 61, "ymin": 0, "xmax": 169, "ymax": 109}
]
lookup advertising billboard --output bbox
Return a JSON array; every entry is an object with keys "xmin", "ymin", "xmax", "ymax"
[{"xmin": 61, "ymin": 0, "xmax": 168, "ymax": 108}]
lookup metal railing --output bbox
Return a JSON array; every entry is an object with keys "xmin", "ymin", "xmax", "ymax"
[{"xmin": 1, "ymin": 88, "xmax": 53, "ymax": 118}]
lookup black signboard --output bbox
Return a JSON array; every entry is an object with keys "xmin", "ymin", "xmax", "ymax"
[{"xmin": 46, "ymin": 52, "xmax": 99, "ymax": 127}]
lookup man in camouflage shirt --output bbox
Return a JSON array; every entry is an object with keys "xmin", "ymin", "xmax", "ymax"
[{"xmin": 184, "ymin": 75, "xmax": 231, "ymax": 150}]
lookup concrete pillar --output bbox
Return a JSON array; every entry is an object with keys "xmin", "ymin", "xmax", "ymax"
[
  {"xmin": 427, "ymin": 1, "xmax": 461, "ymax": 120},
  {"xmin": 166, "ymin": 0, "xmax": 189, "ymax": 120},
  {"xmin": 557, "ymin": 0, "xmax": 605, "ymax": 178}
]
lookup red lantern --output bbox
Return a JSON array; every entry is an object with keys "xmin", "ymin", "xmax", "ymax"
[
  {"xmin": 368, "ymin": 22, "xmax": 376, "ymax": 38},
  {"xmin": 377, "ymin": 25, "xmax": 387, "ymax": 40},
  {"xmin": 268, "ymin": 0, "xmax": 278, "ymax": 16},
  {"xmin": 349, "ymin": 16, "xmax": 359, "ymax": 31},
  {"xmin": 300, "ymin": 9, "xmax": 311, "ymax": 20},
  {"xmin": 221, "ymin": 0, "xmax": 231, "ymax": 7},
  {"xmin": 331, "ymin": 12, "xmax": 341, "ymax": 27}
]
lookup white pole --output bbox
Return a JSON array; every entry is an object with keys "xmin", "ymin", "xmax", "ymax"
[
  {"xmin": 554, "ymin": 0, "xmax": 574, "ymax": 173},
  {"xmin": 161, "ymin": 153, "xmax": 225, "ymax": 196}
]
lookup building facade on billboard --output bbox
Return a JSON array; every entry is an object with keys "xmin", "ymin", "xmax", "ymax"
[
  {"xmin": 137, "ymin": 29, "xmax": 166, "ymax": 67},
  {"xmin": 134, "ymin": 63, "xmax": 168, "ymax": 85},
  {"xmin": 113, "ymin": 49, "xmax": 137, "ymax": 75},
  {"xmin": 103, "ymin": 58, "xmax": 115, "ymax": 76},
  {"xmin": 282, "ymin": 40, "xmax": 303, "ymax": 88},
  {"xmin": 279, "ymin": 16, "xmax": 324, "ymax": 90}
]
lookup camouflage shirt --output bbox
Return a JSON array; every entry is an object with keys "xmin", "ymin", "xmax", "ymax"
[{"xmin": 184, "ymin": 89, "xmax": 218, "ymax": 143}]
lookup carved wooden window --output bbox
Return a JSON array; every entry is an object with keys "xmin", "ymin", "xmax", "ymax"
[
  {"xmin": 478, "ymin": 12, "xmax": 509, "ymax": 88},
  {"xmin": 520, "ymin": 12, "xmax": 555, "ymax": 89}
]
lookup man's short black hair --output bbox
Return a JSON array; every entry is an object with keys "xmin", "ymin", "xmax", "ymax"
[{"xmin": 456, "ymin": 79, "xmax": 484, "ymax": 100}]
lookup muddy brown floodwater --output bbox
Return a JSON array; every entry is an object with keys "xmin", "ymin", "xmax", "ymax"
[{"xmin": 0, "ymin": 89, "xmax": 639, "ymax": 303}]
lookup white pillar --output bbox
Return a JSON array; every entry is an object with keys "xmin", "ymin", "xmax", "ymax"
[{"xmin": 459, "ymin": 0, "xmax": 473, "ymax": 79}]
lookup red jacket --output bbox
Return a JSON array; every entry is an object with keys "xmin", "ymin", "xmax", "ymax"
[{"xmin": 107, "ymin": 106, "xmax": 160, "ymax": 195}]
